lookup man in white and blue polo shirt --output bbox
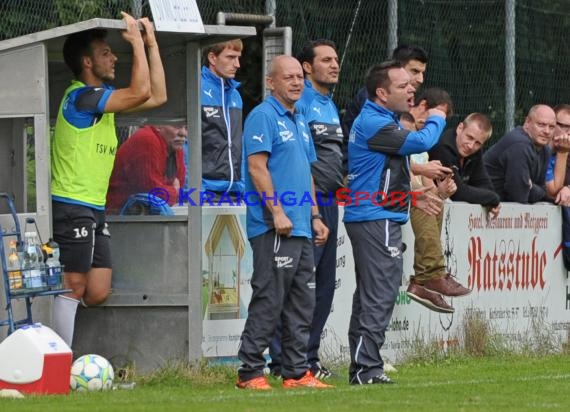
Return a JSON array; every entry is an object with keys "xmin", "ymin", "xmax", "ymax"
[{"xmin": 236, "ymin": 55, "xmax": 331, "ymax": 390}]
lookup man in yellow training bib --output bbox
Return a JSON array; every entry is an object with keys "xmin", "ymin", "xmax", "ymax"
[{"xmin": 50, "ymin": 12, "xmax": 167, "ymax": 347}]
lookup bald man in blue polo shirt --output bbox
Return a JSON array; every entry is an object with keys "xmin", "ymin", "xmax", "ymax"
[{"xmin": 236, "ymin": 55, "xmax": 331, "ymax": 390}]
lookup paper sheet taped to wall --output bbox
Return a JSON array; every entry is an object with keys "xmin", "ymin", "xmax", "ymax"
[{"xmin": 149, "ymin": 0, "xmax": 205, "ymax": 33}]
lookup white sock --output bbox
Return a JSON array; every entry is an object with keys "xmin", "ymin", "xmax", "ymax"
[{"xmin": 52, "ymin": 295, "xmax": 79, "ymax": 348}]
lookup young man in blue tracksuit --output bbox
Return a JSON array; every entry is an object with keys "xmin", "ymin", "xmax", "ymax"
[
  {"xmin": 201, "ymin": 40, "xmax": 244, "ymax": 196},
  {"xmin": 344, "ymin": 60, "xmax": 448, "ymax": 385},
  {"xmin": 268, "ymin": 40, "xmax": 343, "ymax": 380}
]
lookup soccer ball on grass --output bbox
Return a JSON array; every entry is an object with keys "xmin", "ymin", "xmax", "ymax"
[{"xmin": 70, "ymin": 354, "xmax": 114, "ymax": 391}]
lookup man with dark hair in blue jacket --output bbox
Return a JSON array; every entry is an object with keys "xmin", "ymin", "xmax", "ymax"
[
  {"xmin": 344, "ymin": 60, "xmax": 448, "ymax": 385},
  {"xmin": 201, "ymin": 39, "xmax": 244, "ymax": 196},
  {"xmin": 342, "ymin": 45, "xmax": 429, "ymax": 170}
]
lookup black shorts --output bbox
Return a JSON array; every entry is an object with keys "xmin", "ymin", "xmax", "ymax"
[{"xmin": 52, "ymin": 201, "xmax": 112, "ymax": 273}]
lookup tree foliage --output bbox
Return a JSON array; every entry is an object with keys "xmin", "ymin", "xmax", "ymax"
[
  {"xmin": 54, "ymin": 0, "xmax": 129, "ymax": 25},
  {"xmin": 0, "ymin": 0, "xmax": 569, "ymax": 142}
]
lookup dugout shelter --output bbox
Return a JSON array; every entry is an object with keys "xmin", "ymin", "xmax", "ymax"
[{"xmin": 0, "ymin": 18, "xmax": 256, "ymax": 370}]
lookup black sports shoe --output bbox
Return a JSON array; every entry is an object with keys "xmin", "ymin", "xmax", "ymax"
[
  {"xmin": 351, "ymin": 373, "xmax": 395, "ymax": 385},
  {"xmin": 310, "ymin": 362, "xmax": 333, "ymax": 380}
]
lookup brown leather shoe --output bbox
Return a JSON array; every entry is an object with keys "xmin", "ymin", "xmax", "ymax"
[
  {"xmin": 444, "ymin": 274, "xmax": 472, "ymax": 296},
  {"xmin": 406, "ymin": 282, "xmax": 454, "ymax": 313},
  {"xmin": 422, "ymin": 274, "xmax": 471, "ymax": 297}
]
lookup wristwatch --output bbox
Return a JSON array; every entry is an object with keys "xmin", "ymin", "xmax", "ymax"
[{"xmin": 311, "ymin": 213, "xmax": 323, "ymax": 221}]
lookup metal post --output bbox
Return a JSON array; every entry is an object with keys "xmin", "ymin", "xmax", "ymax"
[
  {"xmin": 387, "ymin": 0, "xmax": 398, "ymax": 57},
  {"xmin": 505, "ymin": 0, "xmax": 516, "ymax": 132},
  {"xmin": 262, "ymin": 27, "xmax": 292, "ymax": 97},
  {"xmin": 131, "ymin": 0, "xmax": 143, "ymax": 19},
  {"xmin": 186, "ymin": 41, "xmax": 203, "ymax": 363},
  {"xmin": 266, "ymin": 0, "xmax": 277, "ymax": 28}
]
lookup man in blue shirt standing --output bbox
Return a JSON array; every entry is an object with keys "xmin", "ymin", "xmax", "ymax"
[
  {"xmin": 268, "ymin": 40, "xmax": 343, "ymax": 380},
  {"xmin": 236, "ymin": 55, "xmax": 331, "ymax": 390},
  {"xmin": 344, "ymin": 60, "xmax": 448, "ymax": 385}
]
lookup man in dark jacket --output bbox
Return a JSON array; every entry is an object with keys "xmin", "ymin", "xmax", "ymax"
[
  {"xmin": 430, "ymin": 112, "xmax": 500, "ymax": 213},
  {"xmin": 483, "ymin": 105, "xmax": 555, "ymax": 203},
  {"xmin": 406, "ymin": 113, "xmax": 498, "ymax": 313}
]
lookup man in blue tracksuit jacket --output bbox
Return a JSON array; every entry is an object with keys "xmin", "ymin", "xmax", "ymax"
[
  {"xmin": 201, "ymin": 39, "xmax": 245, "ymax": 195},
  {"xmin": 344, "ymin": 60, "xmax": 447, "ymax": 385}
]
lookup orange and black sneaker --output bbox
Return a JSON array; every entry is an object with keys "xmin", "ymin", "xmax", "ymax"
[
  {"xmin": 282, "ymin": 371, "xmax": 334, "ymax": 389},
  {"xmin": 235, "ymin": 375, "xmax": 272, "ymax": 390}
]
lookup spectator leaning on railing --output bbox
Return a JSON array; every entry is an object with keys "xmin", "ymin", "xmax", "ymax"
[
  {"xmin": 544, "ymin": 105, "xmax": 570, "ymax": 206},
  {"xmin": 484, "ymin": 104, "xmax": 555, "ymax": 204},
  {"xmin": 546, "ymin": 104, "xmax": 570, "ymax": 270},
  {"xmin": 404, "ymin": 88, "xmax": 471, "ymax": 315}
]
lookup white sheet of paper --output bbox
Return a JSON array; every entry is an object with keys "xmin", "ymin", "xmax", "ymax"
[{"xmin": 148, "ymin": 0, "xmax": 205, "ymax": 33}]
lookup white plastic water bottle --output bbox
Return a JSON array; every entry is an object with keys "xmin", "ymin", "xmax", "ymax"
[
  {"xmin": 44, "ymin": 238, "xmax": 62, "ymax": 287},
  {"xmin": 22, "ymin": 232, "xmax": 45, "ymax": 288}
]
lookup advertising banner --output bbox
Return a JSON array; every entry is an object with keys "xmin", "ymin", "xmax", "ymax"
[{"xmin": 202, "ymin": 203, "xmax": 570, "ymax": 361}]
